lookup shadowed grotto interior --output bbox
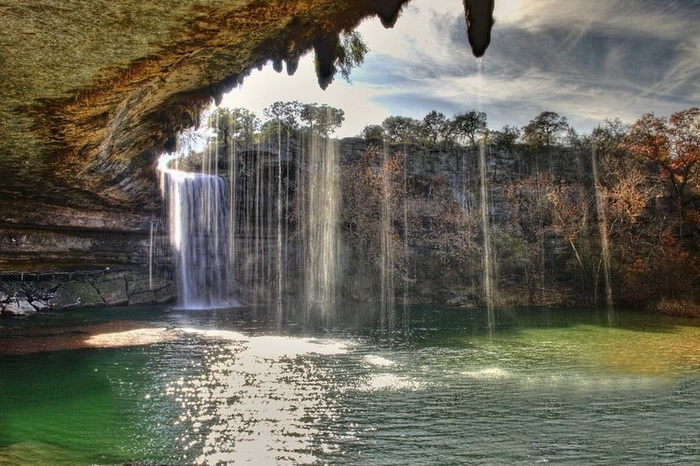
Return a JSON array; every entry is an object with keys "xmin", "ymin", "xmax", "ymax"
[{"xmin": 0, "ymin": 0, "xmax": 493, "ymax": 273}]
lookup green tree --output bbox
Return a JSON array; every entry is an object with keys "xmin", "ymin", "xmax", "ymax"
[
  {"xmin": 420, "ymin": 110, "xmax": 451, "ymax": 147},
  {"xmin": 263, "ymin": 101, "xmax": 303, "ymax": 133},
  {"xmin": 382, "ymin": 116, "xmax": 420, "ymax": 144},
  {"xmin": 489, "ymin": 125, "xmax": 520, "ymax": 152},
  {"xmin": 361, "ymin": 124, "xmax": 386, "ymax": 141},
  {"xmin": 522, "ymin": 111, "xmax": 570, "ymax": 148},
  {"xmin": 452, "ymin": 110, "xmax": 487, "ymax": 147},
  {"xmin": 336, "ymin": 31, "xmax": 369, "ymax": 82},
  {"xmin": 299, "ymin": 103, "xmax": 345, "ymax": 136},
  {"xmin": 208, "ymin": 107, "xmax": 260, "ymax": 150}
]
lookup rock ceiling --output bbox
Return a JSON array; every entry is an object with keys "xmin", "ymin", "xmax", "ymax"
[{"xmin": 0, "ymin": 0, "xmax": 492, "ymax": 213}]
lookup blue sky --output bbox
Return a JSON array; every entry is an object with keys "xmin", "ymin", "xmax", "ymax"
[{"xmin": 222, "ymin": 0, "xmax": 700, "ymax": 137}]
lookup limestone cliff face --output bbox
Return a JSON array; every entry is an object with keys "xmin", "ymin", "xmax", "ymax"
[{"xmin": 0, "ymin": 0, "xmax": 416, "ymax": 272}]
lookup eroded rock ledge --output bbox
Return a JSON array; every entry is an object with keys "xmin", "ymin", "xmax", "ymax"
[
  {"xmin": 0, "ymin": 0, "xmax": 415, "ymax": 273},
  {"xmin": 0, "ymin": 0, "xmax": 492, "ymax": 275},
  {"xmin": 1, "ymin": 1, "xmax": 417, "ymax": 212},
  {"xmin": 0, "ymin": 270, "xmax": 175, "ymax": 316}
]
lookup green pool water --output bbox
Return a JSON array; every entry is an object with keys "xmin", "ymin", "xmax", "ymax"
[{"xmin": 1, "ymin": 306, "xmax": 699, "ymax": 465}]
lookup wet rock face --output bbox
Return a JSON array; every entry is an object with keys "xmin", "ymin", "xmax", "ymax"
[
  {"xmin": 0, "ymin": 0, "xmax": 491, "ymax": 274},
  {"xmin": 0, "ymin": 271, "xmax": 176, "ymax": 316}
]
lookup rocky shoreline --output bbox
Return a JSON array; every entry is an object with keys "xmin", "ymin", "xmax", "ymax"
[{"xmin": 0, "ymin": 270, "xmax": 175, "ymax": 316}]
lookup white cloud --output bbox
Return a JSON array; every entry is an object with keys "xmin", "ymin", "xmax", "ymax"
[
  {"xmin": 220, "ymin": 54, "xmax": 391, "ymax": 137},
  {"xmin": 497, "ymin": 0, "xmax": 700, "ymax": 43},
  {"xmin": 217, "ymin": 0, "xmax": 698, "ymax": 137}
]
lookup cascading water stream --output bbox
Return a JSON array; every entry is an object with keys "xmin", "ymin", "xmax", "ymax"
[
  {"xmin": 160, "ymin": 161, "xmax": 235, "ymax": 309},
  {"xmin": 227, "ymin": 120, "xmax": 238, "ymax": 303},
  {"xmin": 302, "ymin": 132, "xmax": 341, "ymax": 324},
  {"xmin": 300, "ymin": 128, "xmax": 340, "ymax": 323},
  {"xmin": 401, "ymin": 146, "xmax": 410, "ymax": 332},
  {"xmin": 379, "ymin": 142, "xmax": 396, "ymax": 332},
  {"xmin": 591, "ymin": 145, "xmax": 614, "ymax": 322},
  {"xmin": 148, "ymin": 221, "xmax": 155, "ymax": 291},
  {"xmin": 475, "ymin": 57, "xmax": 496, "ymax": 334}
]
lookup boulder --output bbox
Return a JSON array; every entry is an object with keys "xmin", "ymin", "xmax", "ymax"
[
  {"xmin": 3, "ymin": 297, "xmax": 37, "ymax": 316},
  {"xmin": 47, "ymin": 282, "xmax": 104, "ymax": 309},
  {"xmin": 92, "ymin": 277, "xmax": 129, "ymax": 306},
  {"xmin": 29, "ymin": 299, "xmax": 51, "ymax": 311}
]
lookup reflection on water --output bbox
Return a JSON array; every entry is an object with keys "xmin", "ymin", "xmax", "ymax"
[
  {"xmin": 167, "ymin": 330, "xmax": 348, "ymax": 464},
  {"xmin": 0, "ymin": 306, "xmax": 699, "ymax": 465},
  {"xmin": 462, "ymin": 367, "xmax": 510, "ymax": 379}
]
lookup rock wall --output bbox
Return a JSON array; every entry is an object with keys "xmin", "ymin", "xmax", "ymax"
[
  {"xmin": 0, "ymin": 270, "xmax": 175, "ymax": 316},
  {"xmin": 0, "ymin": 0, "xmax": 421, "ymax": 276},
  {"xmin": 0, "ymin": 0, "xmax": 494, "ymax": 312}
]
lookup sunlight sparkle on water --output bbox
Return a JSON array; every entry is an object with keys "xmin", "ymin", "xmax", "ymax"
[
  {"xmin": 164, "ymin": 330, "xmax": 349, "ymax": 464},
  {"xmin": 363, "ymin": 354, "xmax": 396, "ymax": 367},
  {"xmin": 359, "ymin": 373, "xmax": 428, "ymax": 392}
]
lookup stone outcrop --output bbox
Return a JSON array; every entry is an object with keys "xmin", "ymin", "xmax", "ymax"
[{"xmin": 0, "ymin": 270, "xmax": 176, "ymax": 316}]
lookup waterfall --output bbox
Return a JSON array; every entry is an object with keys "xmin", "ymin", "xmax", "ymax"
[
  {"xmin": 162, "ymin": 167, "xmax": 235, "ymax": 309},
  {"xmin": 302, "ymin": 133, "xmax": 340, "ymax": 323},
  {"xmin": 379, "ymin": 144, "xmax": 396, "ymax": 331},
  {"xmin": 591, "ymin": 145, "xmax": 614, "ymax": 322},
  {"xmin": 479, "ymin": 138, "xmax": 496, "ymax": 334},
  {"xmin": 159, "ymin": 111, "xmax": 341, "ymax": 320}
]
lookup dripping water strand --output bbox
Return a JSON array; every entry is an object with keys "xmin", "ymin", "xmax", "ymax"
[
  {"xmin": 380, "ymin": 141, "xmax": 396, "ymax": 334},
  {"xmin": 475, "ymin": 57, "xmax": 496, "ymax": 335},
  {"xmin": 303, "ymin": 125, "xmax": 340, "ymax": 326},
  {"xmin": 276, "ymin": 120, "xmax": 284, "ymax": 325},
  {"xmin": 148, "ymin": 221, "xmax": 154, "ymax": 290},
  {"xmin": 402, "ymin": 147, "xmax": 410, "ymax": 334},
  {"xmin": 591, "ymin": 144, "xmax": 614, "ymax": 323},
  {"xmin": 479, "ymin": 138, "xmax": 495, "ymax": 335}
]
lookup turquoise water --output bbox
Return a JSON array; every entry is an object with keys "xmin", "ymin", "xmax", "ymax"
[{"xmin": 1, "ymin": 306, "xmax": 699, "ymax": 465}]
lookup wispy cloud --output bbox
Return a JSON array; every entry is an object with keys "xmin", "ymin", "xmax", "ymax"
[
  {"xmin": 220, "ymin": 0, "xmax": 699, "ymax": 137},
  {"xmin": 359, "ymin": 0, "xmax": 700, "ymax": 131}
]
